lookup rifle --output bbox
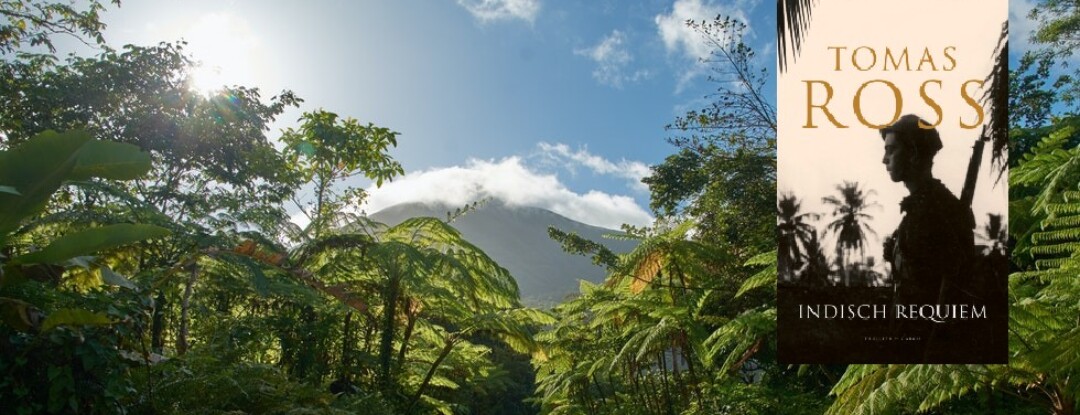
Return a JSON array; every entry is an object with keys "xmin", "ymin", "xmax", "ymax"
[{"xmin": 959, "ymin": 132, "xmax": 986, "ymax": 207}]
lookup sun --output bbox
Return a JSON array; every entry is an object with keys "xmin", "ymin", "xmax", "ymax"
[{"xmin": 182, "ymin": 13, "xmax": 261, "ymax": 96}]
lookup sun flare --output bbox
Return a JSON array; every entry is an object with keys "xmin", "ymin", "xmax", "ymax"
[{"xmin": 182, "ymin": 13, "xmax": 261, "ymax": 95}]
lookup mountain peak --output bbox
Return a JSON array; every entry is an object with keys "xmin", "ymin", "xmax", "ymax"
[{"xmin": 370, "ymin": 201, "xmax": 635, "ymax": 306}]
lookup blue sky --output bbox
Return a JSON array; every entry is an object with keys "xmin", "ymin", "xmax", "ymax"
[{"xmin": 88, "ymin": 0, "xmax": 774, "ymax": 229}]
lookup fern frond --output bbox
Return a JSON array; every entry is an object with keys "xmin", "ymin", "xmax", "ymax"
[
  {"xmin": 702, "ymin": 307, "xmax": 775, "ymax": 372},
  {"xmin": 737, "ymin": 253, "xmax": 776, "ymax": 297},
  {"xmin": 1046, "ymin": 202, "xmax": 1080, "ymax": 216},
  {"xmin": 1043, "ymin": 214, "xmax": 1080, "ymax": 228},
  {"xmin": 1029, "ymin": 242, "xmax": 1080, "ymax": 256},
  {"xmin": 1031, "ymin": 227, "xmax": 1080, "ymax": 244},
  {"xmin": 1035, "ymin": 257, "xmax": 1071, "ymax": 269}
]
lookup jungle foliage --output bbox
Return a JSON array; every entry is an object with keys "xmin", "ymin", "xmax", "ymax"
[
  {"xmin": 1, "ymin": 1, "xmax": 1079, "ymax": 415},
  {"xmin": 0, "ymin": 2, "xmax": 547, "ymax": 414}
]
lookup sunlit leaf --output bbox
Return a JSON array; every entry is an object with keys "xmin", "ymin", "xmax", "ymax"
[
  {"xmin": 70, "ymin": 139, "xmax": 152, "ymax": 180},
  {"xmin": 40, "ymin": 308, "xmax": 111, "ymax": 332}
]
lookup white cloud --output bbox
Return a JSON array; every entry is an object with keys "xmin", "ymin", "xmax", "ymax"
[
  {"xmin": 360, "ymin": 157, "xmax": 653, "ymax": 229},
  {"xmin": 289, "ymin": 210, "xmax": 312, "ymax": 232},
  {"xmin": 457, "ymin": 0, "xmax": 540, "ymax": 24},
  {"xmin": 574, "ymin": 30, "xmax": 651, "ymax": 88},
  {"xmin": 1011, "ymin": 0, "xmax": 1043, "ymax": 57},
  {"xmin": 656, "ymin": 0, "xmax": 724, "ymax": 60},
  {"xmin": 654, "ymin": 0, "xmax": 757, "ymax": 92},
  {"xmin": 536, "ymin": 142, "xmax": 650, "ymax": 192}
]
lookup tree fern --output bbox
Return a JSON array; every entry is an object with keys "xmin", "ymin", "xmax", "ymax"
[{"xmin": 702, "ymin": 307, "xmax": 775, "ymax": 373}]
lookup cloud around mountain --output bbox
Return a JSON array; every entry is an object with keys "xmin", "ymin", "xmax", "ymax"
[
  {"xmin": 535, "ymin": 142, "xmax": 651, "ymax": 192},
  {"xmin": 361, "ymin": 155, "xmax": 654, "ymax": 230},
  {"xmin": 371, "ymin": 201, "xmax": 639, "ymax": 306}
]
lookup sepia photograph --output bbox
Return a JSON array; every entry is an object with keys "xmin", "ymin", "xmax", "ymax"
[{"xmin": 775, "ymin": 0, "xmax": 1009, "ymax": 363}]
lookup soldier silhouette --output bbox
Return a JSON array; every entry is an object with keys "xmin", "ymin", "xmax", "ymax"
[{"xmin": 880, "ymin": 114, "xmax": 976, "ymax": 307}]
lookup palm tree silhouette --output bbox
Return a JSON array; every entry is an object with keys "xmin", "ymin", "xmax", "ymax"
[
  {"xmin": 777, "ymin": 0, "xmax": 816, "ymax": 73},
  {"xmin": 777, "ymin": 192, "xmax": 819, "ymax": 283},
  {"xmin": 978, "ymin": 213, "xmax": 1008, "ymax": 257},
  {"xmin": 822, "ymin": 181, "xmax": 879, "ymax": 286}
]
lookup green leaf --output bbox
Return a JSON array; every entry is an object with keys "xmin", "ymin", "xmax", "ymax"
[
  {"xmin": 71, "ymin": 140, "xmax": 152, "ymax": 180},
  {"xmin": 0, "ymin": 130, "xmax": 91, "ymax": 237},
  {"xmin": 12, "ymin": 224, "xmax": 170, "ymax": 265},
  {"xmin": 0, "ymin": 131, "xmax": 153, "ymax": 241},
  {"xmin": 41, "ymin": 309, "xmax": 111, "ymax": 332}
]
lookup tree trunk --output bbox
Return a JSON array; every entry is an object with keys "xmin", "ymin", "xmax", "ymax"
[
  {"xmin": 592, "ymin": 375, "xmax": 608, "ymax": 406},
  {"xmin": 151, "ymin": 290, "xmax": 166, "ymax": 354},
  {"xmin": 406, "ymin": 338, "xmax": 456, "ymax": 414},
  {"xmin": 363, "ymin": 323, "xmax": 374, "ymax": 354},
  {"xmin": 658, "ymin": 351, "xmax": 675, "ymax": 415},
  {"xmin": 377, "ymin": 271, "xmax": 401, "ymax": 389},
  {"xmin": 670, "ymin": 346, "xmax": 683, "ymax": 405},
  {"xmin": 681, "ymin": 336, "xmax": 704, "ymax": 408},
  {"xmin": 606, "ymin": 371, "xmax": 622, "ymax": 405},
  {"xmin": 177, "ymin": 262, "xmax": 198, "ymax": 355},
  {"xmin": 626, "ymin": 360, "xmax": 648, "ymax": 412},
  {"xmin": 396, "ymin": 306, "xmax": 418, "ymax": 374},
  {"xmin": 341, "ymin": 311, "xmax": 353, "ymax": 376},
  {"xmin": 312, "ymin": 176, "xmax": 329, "ymax": 239},
  {"xmin": 645, "ymin": 362, "xmax": 664, "ymax": 415}
]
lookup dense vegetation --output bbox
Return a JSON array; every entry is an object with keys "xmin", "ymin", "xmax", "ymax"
[{"xmin": 0, "ymin": 1, "xmax": 1077, "ymax": 414}]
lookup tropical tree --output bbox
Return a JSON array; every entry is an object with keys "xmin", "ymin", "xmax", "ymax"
[
  {"xmin": 286, "ymin": 211, "xmax": 538, "ymax": 408},
  {"xmin": 535, "ymin": 280, "xmax": 701, "ymax": 415},
  {"xmin": 280, "ymin": 109, "xmax": 403, "ymax": 241},
  {"xmin": 535, "ymin": 214, "xmax": 831, "ymax": 415},
  {"xmin": 821, "ymin": 181, "xmax": 878, "ymax": 286},
  {"xmin": 404, "ymin": 307, "xmax": 551, "ymax": 414},
  {"xmin": 1029, "ymin": 0, "xmax": 1080, "ymax": 59},
  {"xmin": 0, "ymin": 39, "xmax": 303, "ymax": 255},
  {"xmin": 0, "ymin": 0, "xmax": 116, "ymax": 54},
  {"xmin": 0, "ymin": 41, "xmax": 309, "ymax": 357},
  {"xmin": 644, "ymin": 16, "xmax": 775, "ymax": 253}
]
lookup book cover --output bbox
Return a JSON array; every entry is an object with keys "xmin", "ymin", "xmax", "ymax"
[{"xmin": 776, "ymin": 0, "xmax": 1009, "ymax": 363}]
